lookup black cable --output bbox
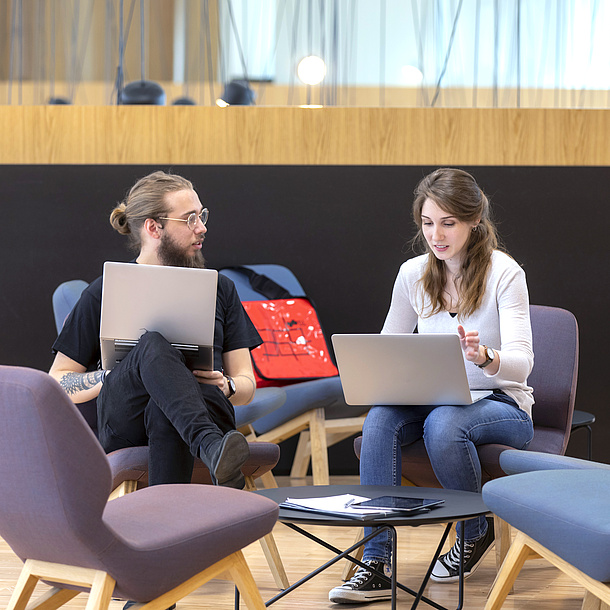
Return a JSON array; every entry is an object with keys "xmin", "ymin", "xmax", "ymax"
[
  {"xmin": 69, "ymin": 0, "xmax": 80, "ymax": 101},
  {"xmin": 331, "ymin": 0, "xmax": 338, "ymax": 105},
  {"xmin": 287, "ymin": 2, "xmax": 300, "ymax": 106},
  {"xmin": 202, "ymin": 0, "xmax": 215, "ymax": 105},
  {"xmin": 225, "ymin": 0, "xmax": 251, "ymax": 87},
  {"xmin": 306, "ymin": 0, "xmax": 312, "ymax": 105},
  {"xmin": 580, "ymin": 0, "xmax": 599, "ymax": 107},
  {"xmin": 492, "ymin": 0, "xmax": 498, "ymax": 107},
  {"xmin": 516, "ymin": 0, "xmax": 521, "ymax": 108},
  {"xmin": 8, "ymin": 0, "xmax": 17, "ymax": 104},
  {"xmin": 472, "ymin": 0, "xmax": 480, "ymax": 107},
  {"xmin": 431, "ymin": 0, "xmax": 464, "ymax": 107},
  {"xmin": 379, "ymin": 0, "xmax": 386, "ymax": 107},
  {"xmin": 318, "ymin": 0, "xmax": 326, "ymax": 105},
  {"xmin": 348, "ymin": 0, "xmax": 357, "ymax": 107},
  {"xmin": 140, "ymin": 0, "xmax": 145, "ymax": 80},
  {"xmin": 411, "ymin": 0, "xmax": 429, "ymax": 106},
  {"xmin": 18, "ymin": 0, "xmax": 23, "ymax": 104},
  {"xmin": 50, "ymin": 0, "xmax": 56, "ymax": 100},
  {"xmin": 72, "ymin": 0, "xmax": 95, "ymax": 103}
]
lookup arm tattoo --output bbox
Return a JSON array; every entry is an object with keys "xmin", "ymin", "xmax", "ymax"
[{"xmin": 60, "ymin": 371, "xmax": 104, "ymax": 396}]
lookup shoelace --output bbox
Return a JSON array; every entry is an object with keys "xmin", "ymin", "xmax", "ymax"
[
  {"xmin": 443, "ymin": 539, "xmax": 475, "ymax": 569},
  {"xmin": 345, "ymin": 562, "xmax": 376, "ymax": 587}
]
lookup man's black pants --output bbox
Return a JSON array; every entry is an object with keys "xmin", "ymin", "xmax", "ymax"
[{"xmin": 97, "ymin": 331, "xmax": 235, "ymax": 485}]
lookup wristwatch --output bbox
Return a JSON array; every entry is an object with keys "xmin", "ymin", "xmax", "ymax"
[
  {"xmin": 225, "ymin": 375, "xmax": 236, "ymax": 398},
  {"xmin": 477, "ymin": 345, "xmax": 495, "ymax": 369}
]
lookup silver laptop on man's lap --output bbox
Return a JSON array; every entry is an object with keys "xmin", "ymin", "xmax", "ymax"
[{"xmin": 100, "ymin": 262, "xmax": 217, "ymax": 371}]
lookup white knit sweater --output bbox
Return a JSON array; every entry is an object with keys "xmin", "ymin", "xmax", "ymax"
[{"xmin": 381, "ymin": 250, "xmax": 534, "ymax": 417}]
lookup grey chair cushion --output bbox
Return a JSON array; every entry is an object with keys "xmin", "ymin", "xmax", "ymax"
[{"xmin": 483, "ymin": 469, "xmax": 610, "ymax": 582}]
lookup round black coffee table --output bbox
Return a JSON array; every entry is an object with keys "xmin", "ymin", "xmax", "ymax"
[{"xmin": 252, "ymin": 485, "xmax": 490, "ymax": 610}]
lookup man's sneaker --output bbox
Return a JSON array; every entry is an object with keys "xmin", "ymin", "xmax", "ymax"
[
  {"xmin": 329, "ymin": 559, "xmax": 392, "ymax": 603},
  {"xmin": 431, "ymin": 517, "xmax": 495, "ymax": 583}
]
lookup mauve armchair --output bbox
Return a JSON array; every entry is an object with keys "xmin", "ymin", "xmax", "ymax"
[{"xmin": 0, "ymin": 366, "xmax": 278, "ymax": 610}]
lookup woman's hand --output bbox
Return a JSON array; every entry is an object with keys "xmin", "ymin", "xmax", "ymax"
[{"xmin": 457, "ymin": 325, "xmax": 482, "ymax": 363}]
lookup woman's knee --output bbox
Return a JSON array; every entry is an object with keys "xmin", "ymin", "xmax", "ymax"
[
  {"xmin": 423, "ymin": 407, "xmax": 463, "ymax": 446},
  {"xmin": 362, "ymin": 407, "xmax": 397, "ymax": 440}
]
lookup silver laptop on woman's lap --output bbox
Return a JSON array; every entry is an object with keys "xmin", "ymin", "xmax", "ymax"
[
  {"xmin": 331, "ymin": 333, "xmax": 492, "ymax": 406},
  {"xmin": 100, "ymin": 262, "xmax": 217, "ymax": 370}
]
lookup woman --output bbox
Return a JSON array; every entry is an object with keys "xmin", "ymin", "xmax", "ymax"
[{"xmin": 329, "ymin": 168, "xmax": 534, "ymax": 604}]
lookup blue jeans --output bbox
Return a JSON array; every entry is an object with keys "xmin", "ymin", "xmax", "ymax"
[
  {"xmin": 360, "ymin": 394, "xmax": 533, "ymax": 564},
  {"xmin": 97, "ymin": 331, "xmax": 235, "ymax": 486}
]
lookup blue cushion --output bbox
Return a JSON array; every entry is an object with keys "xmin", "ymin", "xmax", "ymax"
[
  {"xmin": 483, "ymin": 469, "xmax": 610, "ymax": 582},
  {"xmin": 500, "ymin": 449, "xmax": 610, "ymax": 475},
  {"xmin": 219, "ymin": 265, "xmax": 306, "ymax": 301},
  {"xmin": 234, "ymin": 387, "xmax": 286, "ymax": 428},
  {"xmin": 52, "ymin": 279, "xmax": 89, "ymax": 333},
  {"xmin": 251, "ymin": 376, "xmax": 367, "ymax": 435}
]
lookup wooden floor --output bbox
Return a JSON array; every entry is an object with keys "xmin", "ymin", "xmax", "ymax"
[{"xmin": 0, "ymin": 476, "xmax": 585, "ymax": 610}]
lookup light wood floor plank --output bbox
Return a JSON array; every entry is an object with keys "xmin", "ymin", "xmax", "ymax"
[{"xmin": 0, "ymin": 477, "xmax": 585, "ymax": 610}]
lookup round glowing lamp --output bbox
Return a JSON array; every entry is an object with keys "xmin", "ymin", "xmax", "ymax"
[{"xmin": 297, "ymin": 56, "xmax": 326, "ymax": 86}]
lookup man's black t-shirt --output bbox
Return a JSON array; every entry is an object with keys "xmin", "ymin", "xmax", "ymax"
[{"xmin": 53, "ymin": 271, "xmax": 262, "ymax": 372}]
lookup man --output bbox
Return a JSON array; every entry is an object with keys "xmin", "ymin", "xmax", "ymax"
[{"xmin": 50, "ymin": 171, "xmax": 261, "ymax": 490}]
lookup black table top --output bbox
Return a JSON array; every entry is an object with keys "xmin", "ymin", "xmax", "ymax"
[{"xmin": 254, "ymin": 484, "xmax": 489, "ymax": 527}]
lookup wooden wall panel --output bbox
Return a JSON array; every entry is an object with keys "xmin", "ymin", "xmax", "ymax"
[{"xmin": 1, "ymin": 106, "xmax": 609, "ymax": 166}]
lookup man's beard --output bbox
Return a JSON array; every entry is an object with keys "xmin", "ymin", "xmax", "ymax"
[{"xmin": 157, "ymin": 232, "xmax": 206, "ymax": 268}]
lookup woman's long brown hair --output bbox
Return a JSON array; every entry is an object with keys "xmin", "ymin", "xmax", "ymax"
[{"xmin": 411, "ymin": 168, "xmax": 500, "ymax": 319}]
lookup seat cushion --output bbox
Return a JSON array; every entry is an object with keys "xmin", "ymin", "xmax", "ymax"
[
  {"xmin": 353, "ymin": 436, "xmax": 511, "ymax": 488},
  {"xmin": 500, "ymin": 449, "xmax": 610, "ymax": 475},
  {"xmin": 108, "ymin": 442, "xmax": 280, "ymax": 488},
  {"xmin": 102, "ymin": 484, "xmax": 279, "ymax": 601},
  {"xmin": 251, "ymin": 376, "xmax": 368, "ymax": 435},
  {"xmin": 234, "ymin": 387, "xmax": 286, "ymax": 428},
  {"xmin": 483, "ymin": 470, "xmax": 610, "ymax": 582}
]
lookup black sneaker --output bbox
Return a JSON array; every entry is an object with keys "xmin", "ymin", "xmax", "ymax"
[
  {"xmin": 431, "ymin": 517, "xmax": 495, "ymax": 583},
  {"xmin": 329, "ymin": 559, "xmax": 392, "ymax": 603},
  {"xmin": 203, "ymin": 430, "xmax": 249, "ymax": 489}
]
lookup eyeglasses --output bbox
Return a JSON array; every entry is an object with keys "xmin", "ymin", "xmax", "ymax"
[{"xmin": 158, "ymin": 208, "xmax": 209, "ymax": 231}]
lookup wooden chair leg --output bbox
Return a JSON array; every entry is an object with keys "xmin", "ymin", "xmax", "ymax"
[
  {"xmin": 290, "ymin": 430, "xmax": 311, "ymax": 479},
  {"xmin": 582, "ymin": 591, "xmax": 610, "ymax": 610},
  {"xmin": 308, "ymin": 408, "xmax": 329, "ymax": 486},
  {"xmin": 257, "ymin": 530, "xmax": 290, "ymax": 590},
  {"xmin": 257, "ymin": 470, "xmax": 279, "ymax": 489},
  {"xmin": 109, "ymin": 479, "xmax": 138, "ymax": 501},
  {"xmin": 21, "ymin": 587, "xmax": 80, "ymax": 610},
  {"xmin": 6, "ymin": 562, "xmax": 42, "ymax": 610},
  {"xmin": 226, "ymin": 550, "xmax": 267, "ymax": 610},
  {"xmin": 341, "ymin": 528, "xmax": 365, "ymax": 581},
  {"xmin": 85, "ymin": 570, "xmax": 116, "ymax": 610},
  {"xmin": 494, "ymin": 515, "xmax": 512, "ymax": 570},
  {"xmin": 244, "ymin": 475, "xmax": 289, "ymax": 589},
  {"xmin": 485, "ymin": 532, "xmax": 531, "ymax": 609},
  {"xmin": 8, "ymin": 560, "xmax": 115, "ymax": 610}
]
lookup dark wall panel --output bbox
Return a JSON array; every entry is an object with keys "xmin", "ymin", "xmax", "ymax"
[{"xmin": 0, "ymin": 165, "xmax": 606, "ymax": 469}]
